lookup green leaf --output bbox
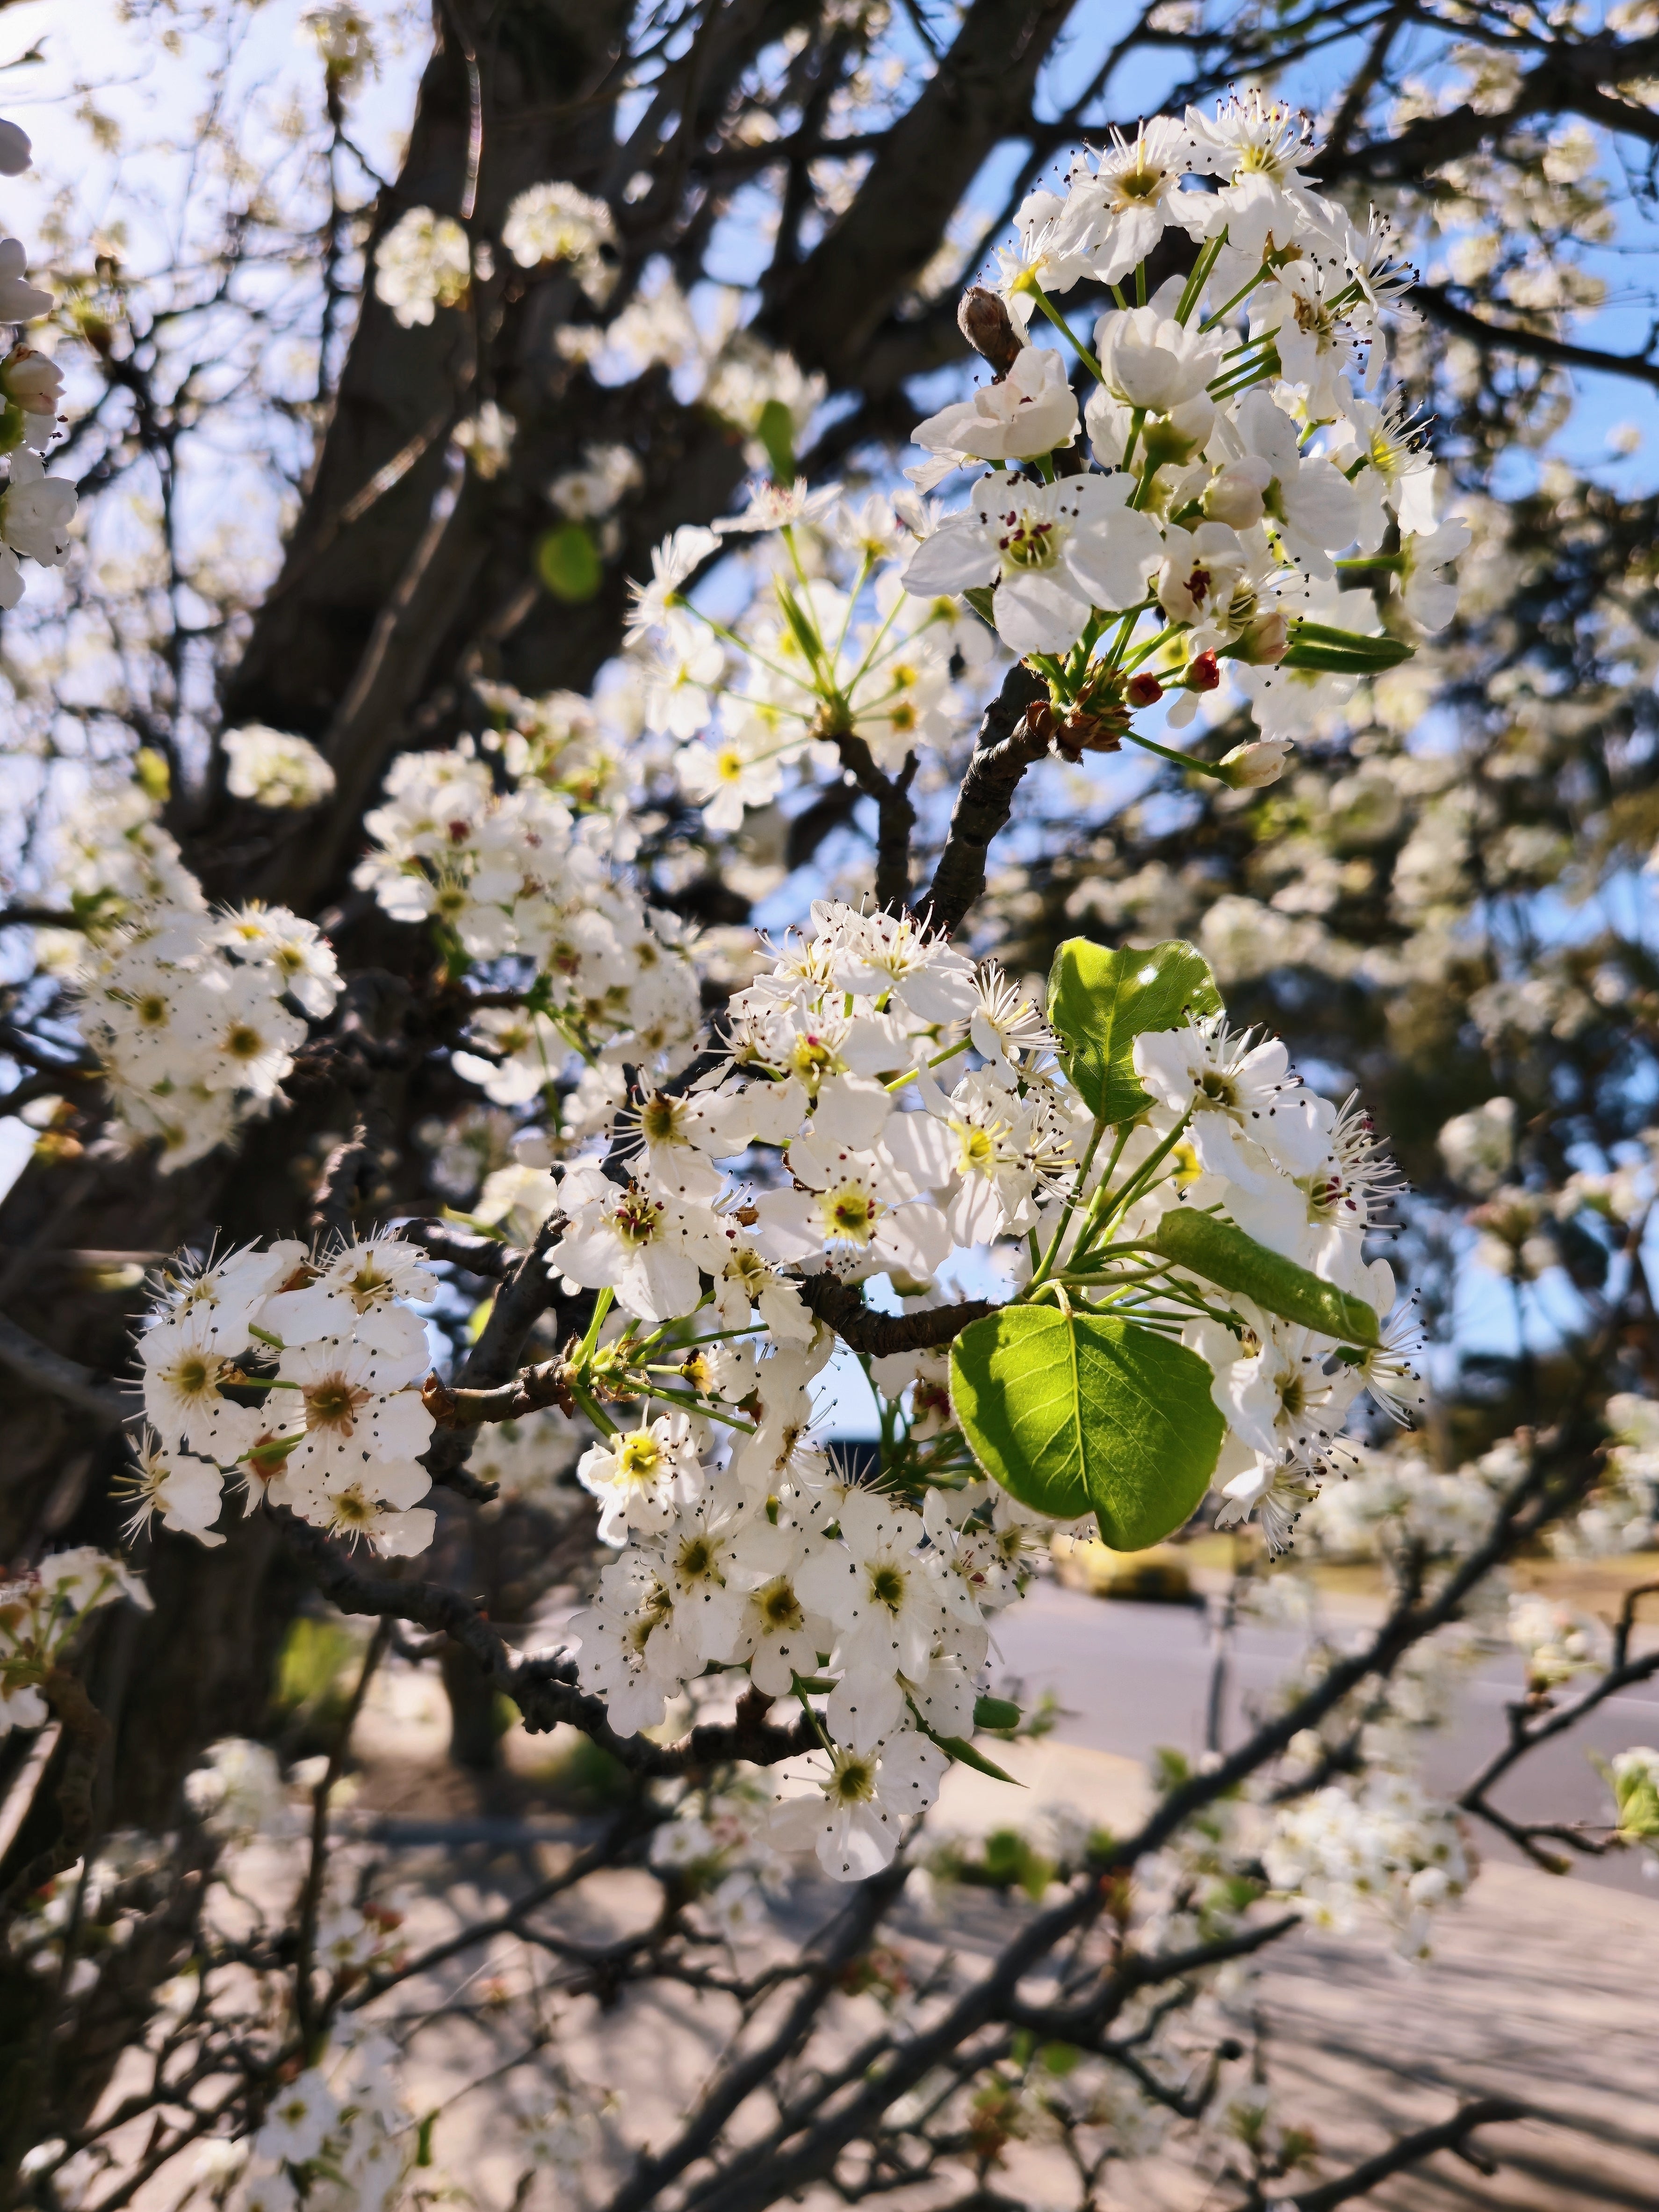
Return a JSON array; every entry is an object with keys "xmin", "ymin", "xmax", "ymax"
[
  {"xmin": 1151, "ymin": 1207, "xmax": 1380, "ymax": 1345},
  {"xmin": 773, "ymin": 578, "xmax": 825, "ymax": 671},
  {"xmin": 972, "ymin": 1694, "xmax": 1022, "ymax": 1734},
  {"xmin": 536, "ymin": 521, "xmax": 603, "ymax": 603},
  {"xmin": 1280, "ymin": 620, "xmax": 1414, "ymax": 672},
  {"xmin": 756, "ymin": 397, "xmax": 796, "ymax": 482},
  {"xmin": 928, "ymin": 1729, "xmax": 1024, "ymax": 1785},
  {"xmin": 950, "ymin": 1304, "xmax": 1224, "ymax": 1550},
  {"xmin": 1046, "ymin": 937, "xmax": 1222, "ymax": 1126}
]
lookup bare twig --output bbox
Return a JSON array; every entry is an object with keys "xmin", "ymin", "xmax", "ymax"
[
  {"xmin": 281, "ymin": 1520, "xmax": 821, "ymax": 1776},
  {"xmin": 835, "ymin": 736, "xmax": 919, "ymax": 912},
  {"xmin": 1273, "ymin": 2096, "xmax": 1529, "ymax": 2210},
  {"xmin": 0, "ymin": 1313, "xmax": 133, "ymax": 1427},
  {"xmin": 401, "ymin": 1220, "xmax": 525, "ymax": 1281},
  {"xmin": 914, "ymin": 662, "xmax": 1051, "ymax": 937},
  {"xmin": 795, "ymin": 1273, "xmax": 995, "ymax": 1356}
]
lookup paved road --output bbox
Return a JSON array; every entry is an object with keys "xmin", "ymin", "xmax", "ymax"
[{"xmin": 990, "ymin": 1582, "xmax": 1659, "ymax": 1893}]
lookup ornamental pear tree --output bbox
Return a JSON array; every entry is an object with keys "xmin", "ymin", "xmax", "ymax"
[{"xmin": 2, "ymin": 6, "xmax": 1659, "ymax": 2211}]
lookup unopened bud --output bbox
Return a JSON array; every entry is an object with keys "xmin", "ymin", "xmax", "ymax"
[
  {"xmin": 1126, "ymin": 673, "xmax": 1163, "ymax": 707},
  {"xmin": 958, "ymin": 285, "xmax": 1024, "ymax": 379},
  {"xmin": 1186, "ymin": 650, "xmax": 1220, "ymax": 693},
  {"xmin": 1233, "ymin": 611, "xmax": 1290, "ymax": 665},
  {"xmin": 1219, "ymin": 737, "xmax": 1293, "ymax": 788},
  {"xmin": 1202, "ymin": 462, "xmax": 1269, "ymax": 529},
  {"xmin": 0, "ymin": 345, "xmax": 62, "ymax": 418}
]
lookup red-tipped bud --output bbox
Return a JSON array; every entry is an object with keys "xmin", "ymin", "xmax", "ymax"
[
  {"xmin": 1187, "ymin": 651, "xmax": 1220, "ymax": 693},
  {"xmin": 1126, "ymin": 673, "xmax": 1163, "ymax": 707}
]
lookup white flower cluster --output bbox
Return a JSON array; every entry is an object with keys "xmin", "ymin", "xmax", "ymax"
[
  {"xmin": 648, "ymin": 1779, "xmax": 789, "ymax": 1941},
  {"xmin": 896, "ymin": 98, "xmax": 1458, "ymax": 741},
  {"xmin": 548, "ymin": 439, "xmax": 642, "ymax": 524},
  {"xmin": 232, "ymin": 2028, "xmax": 416, "ymax": 2212},
  {"xmin": 302, "ymin": 5, "xmax": 377, "ymax": 87},
  {"xmin": 353, "ymin": 741, "xmax": 701, "ymax": 1099},
  {"xmin": 1, "ymin": 1548, "xmax": 150, "ymax": 1734},
  {"xmin": 375, "ymin": 180, "xmax": 616, "ymax": 332},
  {"xmin": 501, "ymin": 180, "xmax": 617, "ymax": 301},
  {"xmin": 1507, "ymin": 1590, "xmax": 1601, "ymax": 1690},
  {"xmin": 373, "ymin": 206, "xmax": 471, "ymax": 328},
  {"xmin": 551, "ymin": 267, "xmax": 826, "ymax": 477},
  {"xmin": 1263, "ymin": 1771, "xmax": 1469, "ymax": 1957},
  {"xmin": 132, "ymin": 1235, "xmax": 439, "ymax": 1558},
  {"xmin": 75, "ymin": 902, "xmax": 342, "ymax": 1170},
  {"xmin": 614, "ymin": 96, "xmax": 1459, "ymax": 833},
  {"xmin": 1305, "ymin": 1441, "xmax": 1505, "ymax": 1564},
  {"xmin": 184, "ymin": 1735, "xmax": 296, "ymax": 1839},
  {"xmin": 222, "ymin": 724, "xmax": 337, "ymax": 810},
  {"xmin": 0, "ymin": 114, "xmax": 76, "ymax": 607},
  {"xmin": 538, "ymin": 900, "xmax": 1426, "ymax": 1879},
  {"xmin": 619, "ymin": 486, "xmax": 994, "ymax": 831},
  {"xmin": 702, "ymin": 330, "xmax": 827, "ymax": 464},
  {"xmin": 50, "ymin": 773, "xmax": 201, "ymax": 928},
  {"xmin": 1565, "ymin": 1391, "xmax": 1659, "ymax": 1557},
  {"xmin": 1119, "ymin": 1022, "xmax": 1422, "ymax": 1551}
]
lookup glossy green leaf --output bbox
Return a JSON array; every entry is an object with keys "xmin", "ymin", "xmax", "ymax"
[
  {"xmin": 1046, "ymin": 937, "xmax": 1222, "ymax": 1126},
  {"xmin": 950, "ymin": 1304, "xmax": 1224, "ymax": 1550},
  {"xmin": 1151, "ymin": 1207, "xmax": 1380, "ymax": 1345},
  {"xmin": 536, "ymin": 522, "xmax": 602, "ymax": 603}
]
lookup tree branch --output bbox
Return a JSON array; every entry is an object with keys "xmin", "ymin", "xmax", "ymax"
[
  {"xmin": 400, "ymin": 1219, "xmax": 524, "ymax": 1282},
  {"xmin": 280, "ymin": 1517, "xmax": 822, "ymax": 1776},
  {"xmin": 1275, "ymin": 2097, "xmax": 1529, "ymax": 2210},
  {"xmin": 1414, "ymin": 283, "xmax": 1659, "ymax": 391},
  {"xmin": 914, "ymin": 662, "xmax": 1051, "ymax": 937},
  {"xmin": 417, "ymin": 1212, "xmax": 568, "ymax": 1500},
  {"xmin": 795, "ymin": 1274, "xmax": 994, "ymax": 1356},
  {"xmin": 835, "ymin": 736, "xmax": 918, "ymax": 912},
  {"xmin": 0, "ymin": 1312, "xmax": 134, "ymax": 1427}
]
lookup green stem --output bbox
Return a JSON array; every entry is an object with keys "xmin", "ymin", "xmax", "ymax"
[
  {"xmin": 1122, "ymin": 729, "xmax": 1232, "ymax": 779},
  {"xmin": 1200, "ymin": 261, "xmax": 1277, "ymax": 333},
  {"xmin": 1029, "ymin": 1116, "xmax": 1110, "ymax": 1290},
  {"xmin": 642, "ymin": 1382, "xmax": 757, "ymax": 1434},
  {"xmin": 570, "ymin": 1383, "xmax": 619, "ymax": 1438},
  {"xmin": 1120, "ymin": 622, "xmax": 1180, "ymax": 673},
  {"xmin": 1029, "ymin": 287, "xmax": 1104, "ymax": 381},
  {"xmin": 885, "ymin": 1036, "xmax": 972, "ymax": 1094},
  {"xmin": 1083, "ymin": 1110, "xmax": 1194, "ymax": 1251},
  {"xmin": 579, "ymin": 1286, "xmax": 613, "ymax": 1359},
  {"xmin": 1174, "ymin": 233, "xmax": 1225, "ymax": 326}
]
